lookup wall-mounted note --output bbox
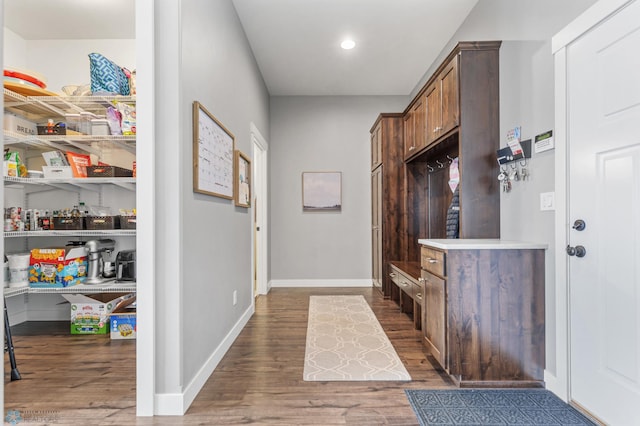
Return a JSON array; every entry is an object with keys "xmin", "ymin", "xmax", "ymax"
[{"xmin": 192, "ymin": 101, "xmax": 235, "ymax": 199}]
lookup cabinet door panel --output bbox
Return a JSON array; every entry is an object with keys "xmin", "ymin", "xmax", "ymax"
[
  {"xmin": 413, "ymin": 95, "xmax": 427, "ymax": 152},
  {"xmin": 425, "ymin": 83, "xmax": 440, "ymax": 145},
  {"xmin": 440, "ymin": 57, "xmax": 459, "ymax": 134},
  {"xmin": 423, "ymin": 270, "xmax": 446, "ymax": 369}
]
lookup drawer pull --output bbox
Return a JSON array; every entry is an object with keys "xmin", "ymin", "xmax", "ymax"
[
  {"xmin": 401, "ymin": 282, "xmax": 409, "ymax": 287},
  {"xmin": 427, "ymin": 258, "xmax": 438, "ymax": 264},
  {"xmin": 418, "ymin": 277, "xmax": 425, "ymax": 282},
  {"xmin": 389, "ymin": 272, "xmax": 396, "ymax": 277},
  {"xmin": 416, "ymin": 293, "xmax": 422, "ymax": 300}
]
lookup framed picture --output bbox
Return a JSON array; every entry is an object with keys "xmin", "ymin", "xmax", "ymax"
[
  {"xmin": 234, "ymin": 150, "xmax": 251, "ymax": 208},
  {"xmin": 192, "ymin": 101, "xmax": 235, "ymax": 199},
  {"xmin": 302, "ymin": 171, "xmax": 342, "ymax": 211}
]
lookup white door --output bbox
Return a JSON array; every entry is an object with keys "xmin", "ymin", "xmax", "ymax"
[
  {"xmin": 251, "ymin": 124, "xmax": 268, "ymax": 296},
  {"xmin": 567, "ymin": 1, "xmax": 640, "ymax": 424}
]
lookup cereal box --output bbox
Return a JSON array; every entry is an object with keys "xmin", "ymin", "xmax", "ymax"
[{"xmin": 29, "ymin": 246, "xmax": 87, "ymax": 288}]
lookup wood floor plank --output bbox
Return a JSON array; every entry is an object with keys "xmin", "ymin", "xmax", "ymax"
[{"xmin": 5, "ymin": 287, "xmax": 452, "ymax": 424}]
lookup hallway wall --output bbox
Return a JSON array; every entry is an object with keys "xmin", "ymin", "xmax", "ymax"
[{"xmin": 269, "ymin": 95, "xmax": 407, "ymax": 286}]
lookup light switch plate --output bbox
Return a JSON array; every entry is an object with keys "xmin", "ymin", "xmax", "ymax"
[{"xmin": 540, "ymin": 192, "xmax": 555, "ymax": 211}]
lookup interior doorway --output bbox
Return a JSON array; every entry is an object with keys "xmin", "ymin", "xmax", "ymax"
[{"xmin": 251, "ymin": 123, "xmax": 268, "ymax": 296}]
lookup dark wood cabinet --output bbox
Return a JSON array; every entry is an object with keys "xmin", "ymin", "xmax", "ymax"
[
  {"xmin": 405, "ymin": 41, "xmax": 501, "ymax": 263},
  {"xmin": 370, "ymin": 114, "xmax": 404, "ymax": 297},
  {"xmin": 425, "ymin": 56, "xmax": 459, "ymax": 145},
  {"xmin": 404, "ymin": 94, "xmax": 426, "ymax": 159},
  {"xmin": 420, "ymin": 240, "xmax": 546, "ymax": 387}
]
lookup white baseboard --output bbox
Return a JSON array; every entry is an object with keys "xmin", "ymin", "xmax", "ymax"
[
  {"xmin": 270, "ymin": 279, "xmax": 373, "ymax": 288},
  {"xmin": 154, "ymin": 303, "xmax": 255, "ymax": 415}
]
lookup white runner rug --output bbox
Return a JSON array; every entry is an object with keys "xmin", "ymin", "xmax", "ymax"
[{"xmin": 303, "ymin": 295, "xmax": 411, "ymax": 381}]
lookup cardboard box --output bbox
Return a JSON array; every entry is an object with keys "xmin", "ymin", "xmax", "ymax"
[
  {"xmin": 63, "ymin": 292, "xmax": 136, "ymax": 335},
  {"xmin": 110, "ymin": 304, "xmax": 137, "ymax": 339},
  {"xmin": 28, "ymin": 247, "xmax": 88, "ymax": 288}
]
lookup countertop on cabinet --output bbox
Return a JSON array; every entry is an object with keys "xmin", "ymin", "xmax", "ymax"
[{"xmin": 418, "ymin": 239, "xmax": 548, "ymax": 250}]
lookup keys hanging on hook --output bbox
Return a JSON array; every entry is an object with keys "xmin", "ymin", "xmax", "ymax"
[{"xmin": 520, "ymin": 159, "xmax": 529, "ymax": 180}]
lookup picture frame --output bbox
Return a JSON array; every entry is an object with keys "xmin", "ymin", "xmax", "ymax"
[
  {"xmin": 302, "ymin": 171, "xmax": 342, "ymax": 211},
  {"xmin": 192, "ymin": 101, "xmax": 235, "ymax": 199},
  {"xmin": 234, "ymin": 150, "xmax": 251, "ymax": 208}
]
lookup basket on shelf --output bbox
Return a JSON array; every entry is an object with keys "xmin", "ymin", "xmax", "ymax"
[
  {"xmin": 52, "ymin": 216, "xmax": 84, "ymax": 230},
  {"xmin": 86, "ymin": 166, "xmax": 133, "ymax": 178},
  {"xmin": 85, "ymin": 216, "xmax": 119, "ymax": 230},
  {"xmin": 119, "ymin": 216, "xmax": 136, "ymax": 230}
]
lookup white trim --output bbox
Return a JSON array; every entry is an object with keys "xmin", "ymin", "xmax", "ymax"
[
  {"xmin": 154, "ymin": 303, "xmax": 255, "ymax": 415},
  {"xmin": 136, "ymin": 0, "xmax": 156, "ymax": 417},
  {"xmin": 553, "ymin": 42, "xmax": 571, "ymax": 405},
  {"xmin": 270, "ymin": 279, "xmax": 373, "ymax": 288},
  {"xmin": 552, "ymin": 0, "xmax": 634, "ymax": 52},
  {"xmin": 250, "ymin": 123, "xmax": 269, "ymax": 296}
]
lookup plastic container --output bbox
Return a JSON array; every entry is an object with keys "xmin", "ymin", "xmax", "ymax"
[
  {"xmin": 91, "ymin": 119, "xmax": 110, "ymax": 136},
  {"xmin": 7, "ymin": 253, "xmax": 30, "ymax": 288}
]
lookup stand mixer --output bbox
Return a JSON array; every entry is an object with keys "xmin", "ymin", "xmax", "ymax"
[{"xmin": 84, "ymin": 239, "xmax": 115, "ymax": 284}]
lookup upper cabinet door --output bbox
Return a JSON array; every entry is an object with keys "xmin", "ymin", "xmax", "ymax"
[
  {"xmin": 404, "ymin": 94, "xmax": 427, "ymax": 159},
  {"xmin": 439, "ymin": 56, "xmax": 459, "ymax": 135},
  {"xmin": 425, "ymin": 82, "xmax": 440, "ymax": 145},
  {"xmin": 426, "ymin": 56, "xmax": 459, "ymax": 146}
]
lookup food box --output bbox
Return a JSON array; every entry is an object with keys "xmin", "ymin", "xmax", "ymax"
[
  {"xmin": 28, "ymin": 247, "xmax": 87, "ymax": 288},
  {"xmin": 109, "ymin": 304, "xmax": 137, "ymax": 339},
  {"xmin": 63, "ymin": 292, "xmax": 136, "ymax": 335}
]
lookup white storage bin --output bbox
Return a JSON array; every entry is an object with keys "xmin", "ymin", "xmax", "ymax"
[
  {"xmin": 42, "ymin": 166, "xmax": 73, "ymax": 178},
  {"xmin": 4, "ymin": 113, "xmax": 37, "ymax": 135}
]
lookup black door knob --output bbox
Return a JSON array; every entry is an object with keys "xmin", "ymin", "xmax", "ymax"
[
  {"xmin": 572, "ymin": 219, "xmax": 586, "ymax": 231},
  {"xmin": 567, "ymin": 245, "xmax": 586, "ymax": 257}
]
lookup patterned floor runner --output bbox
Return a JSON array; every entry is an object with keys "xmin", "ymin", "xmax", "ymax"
[{"xmin": 303, "ymin": 295, "xmax": 411, "ymax": 381}]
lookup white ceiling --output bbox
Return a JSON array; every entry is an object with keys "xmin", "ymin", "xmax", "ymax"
[
  {"xmin": 231, "ymin": 0, "xmax": 479, "ymax": 96},
  {"xmin": 4, "ymin": 0, "xmax": 480, "ymax": 96}
]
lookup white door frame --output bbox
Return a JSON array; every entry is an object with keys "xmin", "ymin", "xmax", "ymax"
[
  {"xmin": 251, "ymin": 123, "xmax": 269, "ymax": 296},
  {"xmin": 136, "ymin": 0, "xmax": 155, "ymax": 416},
  {"xmin": 551, "ymin": 0, "xmax": 634, "ymax": 404}
]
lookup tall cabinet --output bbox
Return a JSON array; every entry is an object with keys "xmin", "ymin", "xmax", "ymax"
[
  {"xmin": 370, "ymin": 113, "xmax": 404, "ymax": 297},
  {"xmin": 404, "ymin": 41, "xmax": 501, "ymax": 263}
]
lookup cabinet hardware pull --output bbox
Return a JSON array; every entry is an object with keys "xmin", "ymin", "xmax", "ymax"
[
  {"xmin": 416, "ymin": 293, "xmax": 422, "ymax": 300},
  {"xmin": 428, "ymin": 258, "xmax": 438, "ymax": 263},
  {"xmin": 418, "ymin": 277, "xmax": 425, "ymax": 282},
  {"xmin": 389, "ymin": 273, "xmax": 396, "ymax": 277},
  {"xmin": 409, "ymin": 146, "xmax": 415, "ymax": 151}
]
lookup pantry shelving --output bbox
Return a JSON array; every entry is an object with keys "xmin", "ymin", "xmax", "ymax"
[
  {"xmin": 4, "ymin": 282, "xmax": 137, "ymax": 298},
  {"xmin": 3, "ymin": 88, "xmax": 137, "ymax": 298}
]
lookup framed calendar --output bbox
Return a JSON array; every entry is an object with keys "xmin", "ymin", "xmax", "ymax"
[{"xmin": 192, "ymin": 101, "xmax": 235, "ymax": 199}]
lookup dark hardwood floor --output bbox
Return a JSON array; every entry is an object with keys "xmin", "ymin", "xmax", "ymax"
[{"xmin": 5, "ymin": 287, "xmax": 454, "ymax": 425}]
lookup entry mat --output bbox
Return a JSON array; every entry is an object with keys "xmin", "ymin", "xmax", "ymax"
[{"xmin": 405, "ymin": 389, "xmax": 598, "ymax": 425}]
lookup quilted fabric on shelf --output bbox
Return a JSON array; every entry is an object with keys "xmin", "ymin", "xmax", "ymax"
[{"xmin": 89, "ymin": 53, "xmax": 130, "ymax": 95}]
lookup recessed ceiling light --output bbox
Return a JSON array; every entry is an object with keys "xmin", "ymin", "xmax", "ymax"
[{"xmin": 341, "ymin": 39, "xmax": 356, "ymax": 50}]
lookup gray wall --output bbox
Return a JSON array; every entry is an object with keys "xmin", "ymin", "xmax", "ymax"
[
  {"xmin": 269, "ymin": 96, "xmax": 407, "ymax": 283},
  {"xmin": 155, "ymin": 0, "xmax": 269, "ymax": 395}
]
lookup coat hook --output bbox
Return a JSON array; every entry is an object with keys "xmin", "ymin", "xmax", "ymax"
[
  {"xmin": 436, "ymin": 159, "xmax": 444, "ymax": 168},
  {"xmin": 427, "ymin": 164, "xmax": 435, "ymax": 172}
]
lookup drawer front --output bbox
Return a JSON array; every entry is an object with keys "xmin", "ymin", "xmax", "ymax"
[
  {"xmin": 396, "ymin": 272, "xmax": 414, "ymax": 298},
  {"xmin": 421, "ymin": 246, "xmax": 446, "ymax": 277},
  {"xmin": 389, "ymin": 266, "xmax": 402, "ymax": 286},
  {"xmin": 412, "ymin": 281, "xmax": 423, "ymax": 306}
]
